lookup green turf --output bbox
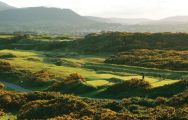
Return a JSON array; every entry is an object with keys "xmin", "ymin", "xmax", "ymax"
[
  {"xmin": 0, "ymin": 49, "xmax": 183, "ymax": 90},
  {"xmin": 0, "ymin": 114, "xmax": 16, "ymax": 120}
]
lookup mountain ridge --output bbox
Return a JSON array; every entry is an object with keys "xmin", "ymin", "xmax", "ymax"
[
  {"xmin": 1, "ymin": 1, "xmax": 188, "ymax": 33},
  {"xmin": 0, "ymin": 1, "xmax": 15, "ymax": 11}
]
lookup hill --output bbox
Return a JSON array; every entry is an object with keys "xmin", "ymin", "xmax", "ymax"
[
  {"xmin": 0, "ymin": 7, "xmax": 102, "ymax": 33},
  {"xmin": 146, "ymin": 16, "xmax": 188, "ymax": 25},
  {"xmin": 1, "ymin": 1, "xmax": 188, "ymax": 33},
  {"xmin": 0, "ymin": 7, "xmax": 95, "ymax": 25},
  {"xmin": 105, "ymin": 49, "xmax": 188, "ymax": 71},
  {"xmin": 70, "ymin": 32, "xmax": 188, "ymax": 53},
  {"xmin": 0, "ymin": 1, "xmax": 15, "ymax": 11},
  {"xmin": 86, "ymin": 16, "xmax": 152, "ymax": 25}
]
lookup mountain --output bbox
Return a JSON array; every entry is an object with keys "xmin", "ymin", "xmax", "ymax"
[
  {"xmin": 0, "ymin": 1, "xmax": 188, "ymax": 33},
  {"xmin": 0, "ymin": 1, "xmax": 15, "ymax": 11},
  {"xmin": 86, "ymin": 16, "xmax": 152, "ymax": 25},
  {"xmin": 158, "ymin": 16, "xmax": 188, "ymax": 24},
  {"xmin": 0, "ymin": 7, "xmax": 96, "ymax": 25},
  {"xmin": 87, "ymin": 16, "xmax": 188, "ymax": 25},
  {"xmin": 142, "ymin": 16, "xmax": 188, "ymax": 25},
  {"xmin": 0, "ymin": 7, "xmax": 104, "ymax": 33},
  {"xmin": 107, "ymin": 18, "xmax": 152, "ymax": 25}
]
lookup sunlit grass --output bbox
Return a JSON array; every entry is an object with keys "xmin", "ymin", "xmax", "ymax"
[
  {"xmin": 0, "ymin": 114, "xmax": 16, "ymax": 120},
  {"xmin": 0, "ymin": 35, "xmax": 13, "ymax": 39},
  {"xmin": 0, "ymin": 49, "xmax": 39, "ymax": 58},
  {"xmin": 86, "ymin": 80, "xmax": 111, "ymax": 87},
  {"xmin": 0, "ymin": 49, "xmax": 182, "ymax": 88}
]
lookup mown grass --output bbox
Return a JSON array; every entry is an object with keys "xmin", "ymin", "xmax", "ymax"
[
  {"xmin": 0, "ymin": 49, "xmax": 183, "ymax": 89},
  {"xmin": 0, "ymin": 35, "xmax": 13, "ymax": 39},
  {"xmin": 0, "ymin": 113, "xmax": 16, "ymax": 120}
]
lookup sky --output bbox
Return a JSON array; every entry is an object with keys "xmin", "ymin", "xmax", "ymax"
[{"xmin": 1, "ymin": 0, "xmax": 188, "ymax": 19}]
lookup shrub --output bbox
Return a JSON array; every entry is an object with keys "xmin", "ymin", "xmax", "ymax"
[
  {"xmin": 47, "ymin": 73, "xmax": 96, "ymax": 94},
  {"xmin": 105, "ymin": 78, "xmax": 151, "ymax": 94},
  {"xmin": 0, "ymin": 93, "xmax": 27, "ymax": 111},
  {"xmin": 1, "ymin": 95, "xmax": 12, "ymax": 105},
  {"xmin": 105, "ymin": 49, "xmax": 188, "ymax": 71},
  {"xmin": 128, "ymin": 104, "xmax": 144, "ymax": 114},
  {"xmin": 0, "ymin": 92, "xmax": 62, "ymax": 112},
  {"xmin": 155, "ymin": 97, "xmax": 168, "ymax": 105},
  {"xmin": 0, "ymin": 60, "xmax": 12, "ymax": 72},
  {"xmin": 121, "ymin": 78, "xmax": 151, "ymax": 89},
  {"xmin": 22, "ymin": 69, "xmax": 55, "ymax": 87},
  {"xmin": 168, "ymin": 95, "xmax": 186, "ymax": 106},
  {"xmin": 108, "ymin": 78, "xmax": 124, "ymax": 83},
  {"xmin": 26, "ymin": 57, "xmax": 41, "ymax": 62},
  {"xmin": 49, "ymin": 115, "xmax": 75, "ymax": 120},
  {"xmin": 64, "ymin": 73, "xmax": 86, "ymax": 84},
  {"xmin": 121, "ymin": 98, "xmax": 132, "ymax": 106},
  {"xmin": 0, "ymin": 53, "xmax": 16, "ymax": 59},
  {"xmin": 130, "ymin": 97, "xmax": 156, "ymax": 107},
  {"xmin": 17, "ymin": 95, "xmax": 91, "ymax": 119},
  {"xmin": 102, "ymin": 101, "xmax": 124, "ymax": 112},
  {"xmin": 116, "ymin": 113, "xmax": 135, "ymax": 120},
  {"xmin": 0, "ymin": 83, "xmax": 5, "ymax": 89},
  {"xmin": 32, "ymin": 69, "xmax": 51, "ymax": 82},
  {"xmin": 95, "ymin": 109, "xmax": 117, "ymax": 120},
  {"xmin": 175, "ymin": 105, "xmax": 188, "ymax": 119},
  {"xmin": 148, "ymin": 106, "xmax": 176, "ymax": 120},
  {"xmin": 0, "ymin": 108, "xmax": 5, "ymax": 116}
]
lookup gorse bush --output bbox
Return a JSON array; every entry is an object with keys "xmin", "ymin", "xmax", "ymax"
[
  {"xmin": 98, "ymin": 80, "xmax": 188, "ymax": 99},
  {"xmin": 47, "ymin": 73, "xmax": 96, "ymax": 94},
  {"xmin": 98, "ymin": 78, "xmax": 152, "ymax": 99},
  {"xmin": 0, "ymin": 108, "xmax": 5, "ymax": 116},
  {"xmin": 32, "ymin": 69, "xmax": 52, "ymax": 82},
  {"xmin": 64, "ymin": 73, "xmax": 86, "ymax": 84},
  {"xmin": 1, "ymin": 32, "xmax": 188, "ymax": 53},
  {"xmin": 17, "ymin": 95, "xmax": 91, "ymax": 119},
  {"xmin": 105, "ymin": 78, "xmax": 151, "ymax": 93},
  {"xmin": 0, "ymin": 83, "xmax": 4, "ymax": 89},
  {"xmin": 105, "ymin": 49, "xmax": 188, "ymax": 70},
  {"xmin": 0, "ymin": 90, "xmax": 187, "ymax": 119},
  {"xmin": 0, "ymin": 53, "xmax": 16, "ymax": 59},
  {"xmin": 71, "ymin": 32, "xmax": 188, "ymax": 53},
  {"xmin": 0, "ymin": 92, "xmax": 62, "ymax": 112},
  {"xmin": 155, "ymin": 97, "xmax": 168, "ymax": 105},
  {"xmin": 0, "ymin": 60, "xmax": 12, "ymax": 72},
  {"xmin": 19, "ymin": 69, "xmax": 56, "ymax": 87},
  {"xmin": 148, "ymin": 105, "xmax": 176, "ymax": 120}
]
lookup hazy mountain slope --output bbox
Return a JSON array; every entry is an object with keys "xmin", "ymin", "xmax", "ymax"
[
  {"xmin": 86, "ymin": 16, "xmax": 152, "ymax": 25},
  {"xmin": 87, "ymin": 16, "xmax": 188, "ymax": 25},
  {"xmin": 159, "ymin": 16, "xmax": 188, "ymax": 24},
  {"xmin": 0, "ymin": 7, "xmax": 96, "ymax": 25},
  {"xmin": 0, "ymin": 1, "xmax": 188, "ymax": 33},
  {"xmin": 0, "ymin": 7, "xmax": 103, "ymax": 33},
  {"xmin": 144, "ymin": 16, "xmax": 188, "ymax": 25},
  {"xmin": 0, "ymin": 1, "xmax": 15, "ymax": 11}
]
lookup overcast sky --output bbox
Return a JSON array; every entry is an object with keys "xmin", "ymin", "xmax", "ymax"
[{"xmin": 1, "ymin": 0, "xmax": 188, "ymax": 19}]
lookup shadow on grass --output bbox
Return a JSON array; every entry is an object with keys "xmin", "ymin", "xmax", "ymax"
[
  {"xmin": 96, "ymin": 80, "xmax": 188, "ymax": 99},
  {"xmin": 82, "ymin": 62, "xmax": 188, "ymax": 80}
]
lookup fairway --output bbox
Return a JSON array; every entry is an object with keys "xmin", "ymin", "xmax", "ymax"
[{"xmin": 0, "ymin": 50, "xmax": 182, "ymax": 89}]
